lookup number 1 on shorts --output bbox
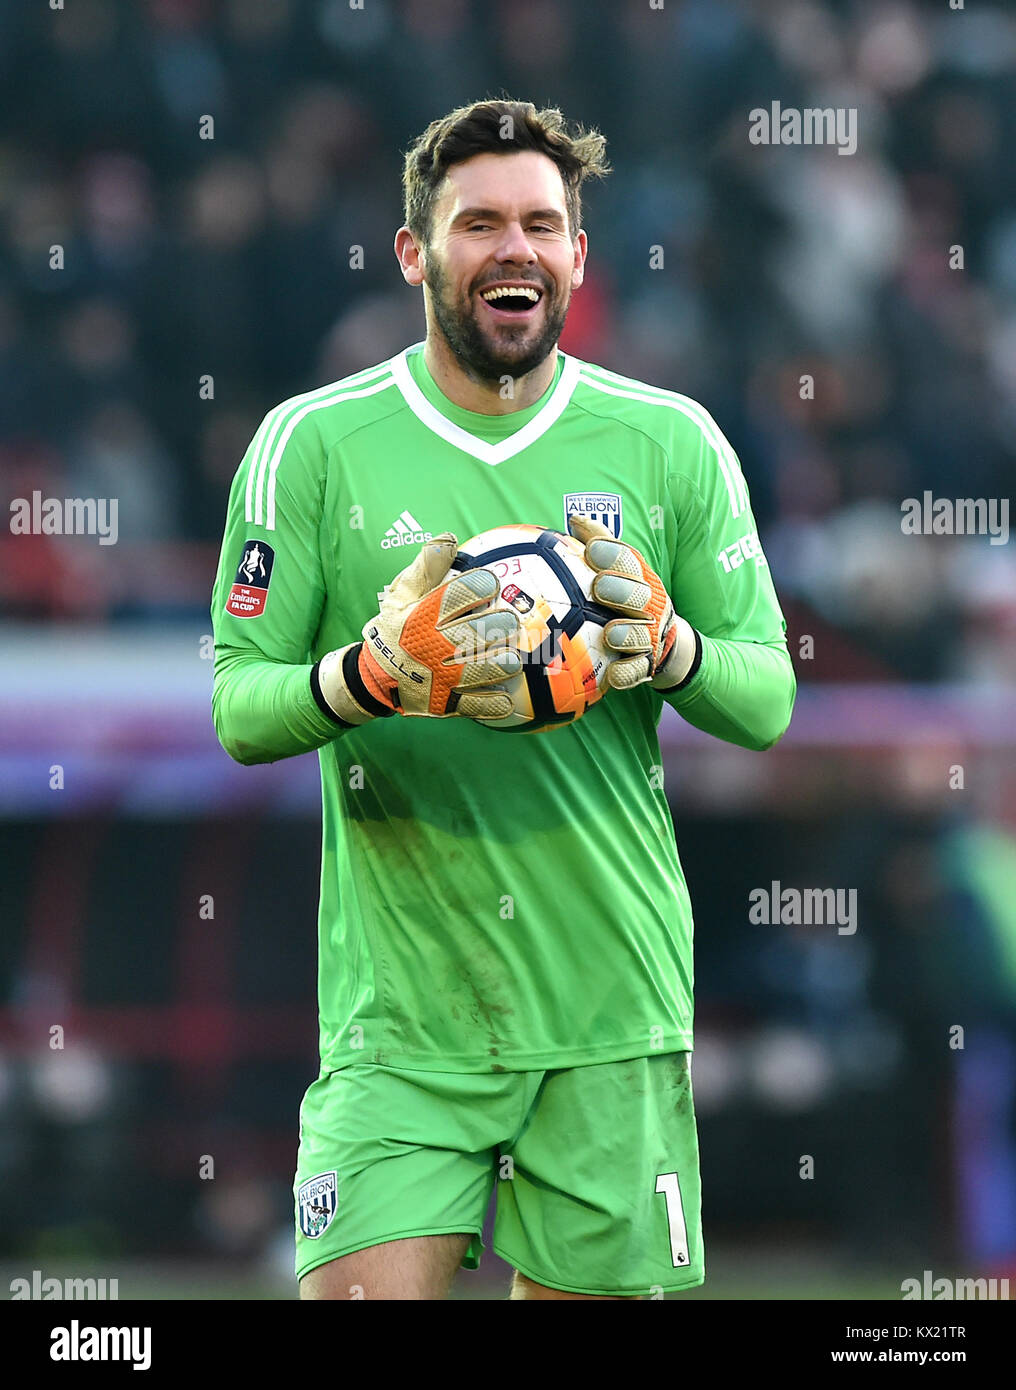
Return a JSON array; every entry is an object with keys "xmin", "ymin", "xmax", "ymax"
[{"xmin": 655, "ymin": 1171, "xmax": 690, "ymax": 1267}]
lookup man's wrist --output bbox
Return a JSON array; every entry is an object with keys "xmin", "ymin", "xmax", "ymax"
[
  {"xmin": 651, "ymin": 618, "xmax": 702, "ymax": 693},
  {"xmin": 312, "ymin": 642, "xmax": 395, "ymax": 726}
]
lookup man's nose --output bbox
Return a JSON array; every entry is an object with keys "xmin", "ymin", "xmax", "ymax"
[{"xmin": 494, "ymin": 224, "xmax": 537, "ymax": 261}]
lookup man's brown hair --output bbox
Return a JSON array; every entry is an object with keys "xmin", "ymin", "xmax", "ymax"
[{"xmin": 402, "ymin": 98, "xmax": 610, "ymax": 249}]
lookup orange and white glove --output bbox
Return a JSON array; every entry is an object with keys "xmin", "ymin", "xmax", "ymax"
[
  {"xmin": 568, "ymin": 513, "xmax": 700, "ymax": 692},
  {"xmin": 314, "ymin": 532, "xmax": 522, "ymax": 723}
]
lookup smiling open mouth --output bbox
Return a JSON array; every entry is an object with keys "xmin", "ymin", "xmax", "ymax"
[{"xmin": 478, "ymin": 284, "xmax": 544, "ymax": 315}]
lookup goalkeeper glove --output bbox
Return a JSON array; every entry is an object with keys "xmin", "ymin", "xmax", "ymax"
[
  {"xmin": 567, "ymin": 513, "xmax": 701, "ymax": 692},
  {"xmin": 313, "ymin": 531, "xmax": 523, "ymax": 724}
]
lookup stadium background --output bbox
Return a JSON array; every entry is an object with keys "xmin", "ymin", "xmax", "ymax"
[{"xmin": 1, "ymin": 0, "xmax": 1014, "ymax": 1300}]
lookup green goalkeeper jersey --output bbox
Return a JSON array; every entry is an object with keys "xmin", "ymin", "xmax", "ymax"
[{"xmin": 211, "ymin": 342, "xmax": 796, "ymax": 1072}]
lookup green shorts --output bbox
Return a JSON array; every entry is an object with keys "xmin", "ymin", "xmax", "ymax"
[{"xmin": 293, "ymin": 1050, "xmax": 703, "ymax": 1297}]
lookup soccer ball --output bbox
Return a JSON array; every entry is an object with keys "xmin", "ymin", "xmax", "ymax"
[{"xmin": 450, "ymin": 524, "xmax": 614, "ymax": 732}]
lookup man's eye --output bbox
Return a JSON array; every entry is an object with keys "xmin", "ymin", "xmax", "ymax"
[{"xmin": 466, "ymin": 223, "xmax": 555, "ymax": 233}]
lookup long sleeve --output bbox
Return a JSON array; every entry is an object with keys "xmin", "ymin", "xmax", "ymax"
[
  {"xmin": 659, "ymin": 414, "xmax": 796, "ymax": 751},
  {"xmin": 664, "ymin": 633, "xmax": 796, "ymax": 751},
  {"xmin": 210, "ymin": 409, "xmax": 352, "ymax": 765}
]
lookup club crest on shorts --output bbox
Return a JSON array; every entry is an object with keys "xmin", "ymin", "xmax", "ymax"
[
  {"xmin": 564, "ymin": 492, "xmax": 623, "ymax": 538},
  {"xmin": 226, "ymin": 539, "xmax": 275, "ymax": 618},
  {"xmin": 297, "ymin": 1171, "xmax": 338, "ymax": 1239}
]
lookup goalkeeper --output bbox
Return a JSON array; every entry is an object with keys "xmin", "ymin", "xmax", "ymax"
[{"xmin": 211, "ymin": 97, "xmax": 795, "ymax": 1300}]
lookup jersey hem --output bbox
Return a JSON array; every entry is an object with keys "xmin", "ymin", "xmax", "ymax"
[{"xmin": 317, "ymin": 1033, "xmax": 694, "ymax": 1074}]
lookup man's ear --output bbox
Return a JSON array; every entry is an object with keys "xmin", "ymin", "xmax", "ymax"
[
  {"xmin": 571, "ymin": 228, "xmax": 588, "ymax": 290},
  {"xmin": 394, "ymin": 226, "xmax": 426, "ymax": 287}
]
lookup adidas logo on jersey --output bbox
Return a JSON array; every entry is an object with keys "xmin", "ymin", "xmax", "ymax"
[{"xmin": 381, "ymin": 510, "xmax": 432, "ymax": 550}]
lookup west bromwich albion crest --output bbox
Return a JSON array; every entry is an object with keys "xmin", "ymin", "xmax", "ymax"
[
  {"xmin": 564, "ymin": 492, "xmax": 623, "ymax": 538},
  {"xmin": 297, "ymin": 1170, "xmax": 338, "ymax": 1240}
]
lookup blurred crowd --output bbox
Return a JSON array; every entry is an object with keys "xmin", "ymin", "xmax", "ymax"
[{"xmin": 1, "ymin": 0, "xmax": 1014, "ymax": 679}]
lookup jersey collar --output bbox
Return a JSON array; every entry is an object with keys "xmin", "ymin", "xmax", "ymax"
[{"xmin": 390, "ymin": 342, "xmax": 581, "ymax": 466}]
